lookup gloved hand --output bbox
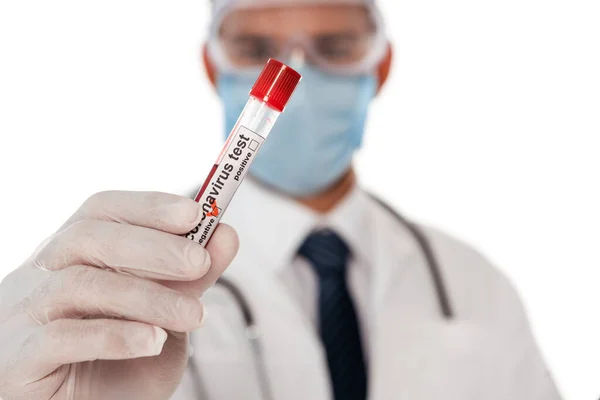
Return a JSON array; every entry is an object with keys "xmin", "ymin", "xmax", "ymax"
[{"xmin": 0, "ymin": 191, "xmax": 239, "ymax": 400}]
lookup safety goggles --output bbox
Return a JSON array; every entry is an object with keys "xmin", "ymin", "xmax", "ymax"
[{"xmin": 207, "ymin": 2, "xmax": 387, "ymax": 75}]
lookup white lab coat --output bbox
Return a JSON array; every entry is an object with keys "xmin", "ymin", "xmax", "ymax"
[{"xmin": 171, "ymin": 183, "xmax": 561, "ymax": 400}]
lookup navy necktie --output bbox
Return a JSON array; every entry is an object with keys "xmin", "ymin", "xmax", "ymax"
[{"xmin": 298, "ymin": 230, "xmax": 368, "ymax": 400}]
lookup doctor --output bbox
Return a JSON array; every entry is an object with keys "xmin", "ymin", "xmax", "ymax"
[
  {"xmin": 0, "ymin": 0, "xmax": 562, "ymax": 399},
  {"xmin": 174, "ymin": 1, "xmax": 563, "ymax": 399}
]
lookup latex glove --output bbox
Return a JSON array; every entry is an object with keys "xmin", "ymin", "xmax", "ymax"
[{"xmin": 0, "ymin": 191, "xmax": 239, "ymax": 400}]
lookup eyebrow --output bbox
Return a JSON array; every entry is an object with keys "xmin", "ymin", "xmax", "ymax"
[
  {"xmin": 314, "ymin": 32, "xmax": 362, "ymax": 40},
  {"xmin": 222, "ymin": 30, "xmax": 368, "ymax": 42}
]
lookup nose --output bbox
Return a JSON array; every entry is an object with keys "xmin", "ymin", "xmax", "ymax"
[{"xmin": 288, "ymin": 46, "xmax": 306, "ymax": 69}]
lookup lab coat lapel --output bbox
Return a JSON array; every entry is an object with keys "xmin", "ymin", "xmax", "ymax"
[
  {"xmin": 366, "ymin": 220, "xmax": 541, "ymax": 400},
  {"xmin": 367, "ymin": 222, "xmax": 487, "ymax": 399},
  {"xmin": 225, "ymin": 248, "xmax": 332, "ymax": 400}
]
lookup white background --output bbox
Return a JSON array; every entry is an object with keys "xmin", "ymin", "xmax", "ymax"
[{"xmin": 0, "ymin": 0, "xmax": 598, "ymax": 398}]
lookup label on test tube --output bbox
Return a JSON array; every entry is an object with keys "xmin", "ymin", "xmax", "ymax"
[
  {"xmin": 186, "ymin": 125, "xmax": 264, "ymax": 246},
  {"xmin": 185, "ymin": 58, "xmax": 301, "ymax": 247}
]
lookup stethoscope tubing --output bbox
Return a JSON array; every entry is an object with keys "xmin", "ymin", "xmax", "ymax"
[{"xmin": 367, "ymin": 195, "xmax": 454, "ymax": 319}]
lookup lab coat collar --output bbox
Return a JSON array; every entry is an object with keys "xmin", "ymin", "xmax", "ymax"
[
  {"xmin": 223, "ymin": 177, "xmax": 373, "ymax": 272},
  {"xmin": 323, "ymin": 182, "xmax": 374, "ymax": 266}
]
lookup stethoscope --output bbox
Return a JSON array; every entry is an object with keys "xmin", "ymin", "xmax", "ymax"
[{"xmin": 189, "ymin": 195, "xmax": 455, "ymax": 400}]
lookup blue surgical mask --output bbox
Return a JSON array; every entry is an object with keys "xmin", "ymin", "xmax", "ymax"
[{"xmin": 217, "ymin": 66, "xmax": 377, "ymax": 196}]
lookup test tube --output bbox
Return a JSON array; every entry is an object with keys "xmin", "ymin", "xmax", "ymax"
[{"xmin": 185, "ymin": 59, "xmax": 302, "ymax": 246}]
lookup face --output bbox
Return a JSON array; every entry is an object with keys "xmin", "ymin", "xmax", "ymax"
[
  {"xmin": 218, "ymin": 5, "xmax": 376, "ymax": 70},
  {"xmin": 206, "ymin": 3, "xmax": 392, "ymax": 197}
]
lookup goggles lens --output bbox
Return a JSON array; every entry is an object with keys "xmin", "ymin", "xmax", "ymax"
[
  {"xmin": 220, "ymin": 32, "xmax": 374, "ymax": 68},
  {"xmin": 209, "ymin": 4, "xmax": 386, "ymax": 75}
]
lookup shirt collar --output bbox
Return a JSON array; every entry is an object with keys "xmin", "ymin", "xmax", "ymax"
[{"xmin": 224, "ymin": 178, "xmax": 372, "ymax": 272}]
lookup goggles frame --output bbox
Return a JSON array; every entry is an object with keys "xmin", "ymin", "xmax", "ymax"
[{"xmin": 207, "ymin": 2, "xmax": 388, "ymax": 76}]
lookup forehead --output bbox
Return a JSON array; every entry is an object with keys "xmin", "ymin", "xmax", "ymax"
[{"xmin": 218, "ymin": 5, "xmax": 372, "ymax": 36}]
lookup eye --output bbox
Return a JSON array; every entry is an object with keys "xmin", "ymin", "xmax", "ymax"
[
  {"xmin": 314, "ymin": 33, "xmax": 361, "ymax": 61},
  {"xmin": 224, "ymin": 35, "xmax": 278, "ymax": 64}
]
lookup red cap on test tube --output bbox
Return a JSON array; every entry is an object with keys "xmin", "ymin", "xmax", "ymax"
[{"xmin": 250, "ymin": 59, "xmax": 302, "ymax": 113}]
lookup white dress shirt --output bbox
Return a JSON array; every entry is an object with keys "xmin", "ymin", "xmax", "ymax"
[{"xmin": 266, "ymin": 181, "xmax": 375, "ymax": 357}]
